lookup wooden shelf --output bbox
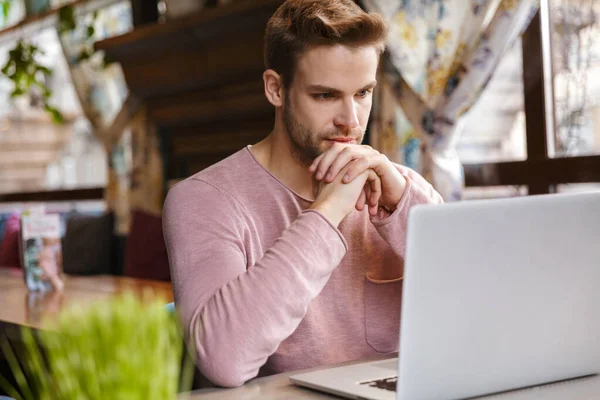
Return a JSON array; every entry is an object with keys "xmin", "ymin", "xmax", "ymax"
[
  {"xmin": 96, "ymin": 0, "xmax": 282, "ymax": 58},
  {"xmin": 95, "ymin": 0, "xmax": 284, "ymax": 180},
  {"xmin": 0, "ymin": 0, "xmax": 123, "ymax": 45},
  {"xmin": 95, "ymin": 0, "xmax": 283, "ymax": 100}
]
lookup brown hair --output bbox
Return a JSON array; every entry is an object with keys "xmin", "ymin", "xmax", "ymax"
[{"xmin": 265, "ymin": 0, "xmax": 387, "ymax": 88}]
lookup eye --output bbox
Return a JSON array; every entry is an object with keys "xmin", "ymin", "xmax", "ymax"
[
  {"xmin": 312, "ymin": 93, "xmax": 334, "ymax": 100},
  {"xmin": 356, "ymin": 89, "xmax": 372, "ymax": 98}
]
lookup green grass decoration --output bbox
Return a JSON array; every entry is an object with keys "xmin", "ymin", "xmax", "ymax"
[{"xmin": 0, "ymin": 293, "xmax": 193, "ymax": 400}]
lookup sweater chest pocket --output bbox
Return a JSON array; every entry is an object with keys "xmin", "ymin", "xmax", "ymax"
[{"xmin": 364, "ymin": 275, "xmax": 403, "ymax": 353}]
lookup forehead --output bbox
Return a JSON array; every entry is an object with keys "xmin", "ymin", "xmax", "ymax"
[{"xmin": 294, "ymin": 44, "xmax": 379, "ymax": 90}]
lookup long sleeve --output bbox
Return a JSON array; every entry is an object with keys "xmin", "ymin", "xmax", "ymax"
[
  {"xmin": 162, "ymin": 178, "xmax": 347, "ymax": 387},
  {"xmin": 370, "ymin": 165, "xmax": 444, "ymax": 260}
]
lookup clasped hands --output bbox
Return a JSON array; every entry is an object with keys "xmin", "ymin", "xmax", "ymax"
[{"xmin": 309, "ymin": 143, "xmax": 407, "ymax": 223}]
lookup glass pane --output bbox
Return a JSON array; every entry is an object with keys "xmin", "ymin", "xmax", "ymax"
[
  {"xmin": 548, "ymin": 0, "xmax": 600, "ymax": 157},
  {"xmin": 457, "ymin": 38, "xmax": 527, "ymax": 164},
  {"xmin": 0, "ymin": 2, "xmax": 131, "ymax": 194}
]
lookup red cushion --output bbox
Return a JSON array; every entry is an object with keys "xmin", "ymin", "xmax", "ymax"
[
  {"xmin": 124, "ymin": 209, "xmax": 170, "ymax": 282},
  {"xmin": 0, "ymin": 214, "xmax": 21, "ymax": 268}
]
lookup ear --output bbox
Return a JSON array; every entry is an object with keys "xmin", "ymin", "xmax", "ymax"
[{"xmin": 263, "ymin": 69, "xmax": 284, "ymax": 107}]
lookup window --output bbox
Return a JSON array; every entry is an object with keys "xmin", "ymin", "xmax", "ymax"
[
  {"xmin": 0, "ymin": 1, "xmax": 131, "ymax": 195},
  {"xmin": 457, "ymin": 38, "xmax": 527, "ymax": 164},
  {"xmin": 547, "ymin": 0, "xmax": 600, "ymax": 157},
  {"xmin": 463, "ymin": 3, "xmax": 600, "ymax": 196}
]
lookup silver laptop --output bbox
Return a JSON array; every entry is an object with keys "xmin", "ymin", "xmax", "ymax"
[{"xmin": 290, "ymin": 191, "xmax": 600, "ymax": 399}]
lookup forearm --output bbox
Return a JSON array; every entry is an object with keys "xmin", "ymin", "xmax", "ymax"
[{"xmin": 184, "ymin": 210, "xmax": 347, "ymax": 387}]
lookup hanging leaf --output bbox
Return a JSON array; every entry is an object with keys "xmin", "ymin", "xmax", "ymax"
[
  {"xmin": 1, "ymin": 62, "xmax": 10, "ymax": 75},
  {"xmin": 36, "ymin": 65, "xmax": 52, "ymax": 76},
  {"xmin": 0, "ymin": 0, "xmax": 10, "ymax": 22},
  {"xmin": 44, "ymin": 104, "xmax": 64, "ymax": 124},
  {"xmin": 0, "ymin": 39, "xmax": 64, "ymax": 123},
  {"xmin": 57, "ymin": 5, "xmax": 76, "ymax": 35},
  {"xmin": 10, "ymin": 87, "xmax": 24, "ymax": 97}
]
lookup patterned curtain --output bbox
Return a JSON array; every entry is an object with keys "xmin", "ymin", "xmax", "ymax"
[
  {"xmin": 57, "ymin": 1, "xmax": 132, "ymax": 138},
  {"xmin": 364, "ymin": 0, "xmax": 538, "ymax": 201},
  {"xmin": 58, "ymin": 2, "xmax": 164, "ymax": 232}
]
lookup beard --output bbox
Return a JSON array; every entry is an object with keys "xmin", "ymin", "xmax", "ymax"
[{"xmin": 283, "ymin": 95, "xmax": 364, "ymax": 167}]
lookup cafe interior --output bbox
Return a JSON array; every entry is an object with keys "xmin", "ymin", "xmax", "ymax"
[{"xmin": 0, "ymin": 0, "xmax": 599, "ymax": 399}]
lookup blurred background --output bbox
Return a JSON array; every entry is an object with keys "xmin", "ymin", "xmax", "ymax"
[
  {"xmin": 0, "ymin": 0, "xmax": 598, "ymax": 396},
  {"xmin": 0, "ymin": 0, "xmax": 598, "ymax": 280}
]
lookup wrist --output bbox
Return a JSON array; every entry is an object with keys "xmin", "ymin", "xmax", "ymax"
[
  {"xmin": 310, "ymin": 201, "xmax": 345, "ymax": 227},
  {"xmin": 381, "ymin": 174, "xmax": 407, "ymax": 212}
]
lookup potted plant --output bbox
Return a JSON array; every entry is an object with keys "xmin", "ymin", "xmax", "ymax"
[
  {"xmin": 0, "ymin": 39, "xmax": 63, "ymax": 123},
  {"xmin": 0, "ymin": 294, "xmax": 194, "ymax": 399}
]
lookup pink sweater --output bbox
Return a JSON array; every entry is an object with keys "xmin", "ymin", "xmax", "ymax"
[{"xmin": 162, "ymin": 146, "xmax": 443, "ymax": 387}]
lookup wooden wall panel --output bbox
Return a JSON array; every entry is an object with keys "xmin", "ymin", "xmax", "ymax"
[{"xmin": 96, "ymin": 0, "xmax": 284, "ymax": 181}]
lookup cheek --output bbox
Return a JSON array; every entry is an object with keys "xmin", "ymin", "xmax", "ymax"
[
  {"xmin": 292, "ymin": 97, "xmax": 318, "ymax": 122},
  {"xmin": 303, "ymin": 102, "xmax": 336, "ymax": 132},
  {"xmin": 358, "ymin": 100, "xmax": 373, "ymax": 126}
]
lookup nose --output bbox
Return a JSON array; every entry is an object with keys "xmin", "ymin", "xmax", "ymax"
[{"xmin": 333, "ymin": 98, "xmax": 359, "ymax": 131}]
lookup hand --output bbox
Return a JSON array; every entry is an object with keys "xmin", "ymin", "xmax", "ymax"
[
  {"xmin": 310, "ymin": 163, "xmax": 381, "ymax": 226},
  {"xmin": 310, "ymin": 143, "xmax": 407, "ymax": 212},
  {"xmin": 39, "ymin": 246, "xmax": 64, "ymax": 292}
]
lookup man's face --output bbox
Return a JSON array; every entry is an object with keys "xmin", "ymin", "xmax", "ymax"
[{"xmin": 283, "ymin": 44, "xmax": 379, "ymax": 166}]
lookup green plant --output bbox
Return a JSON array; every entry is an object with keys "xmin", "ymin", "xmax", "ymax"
[
  {"xmin": 57, "ymin": 4, "xmax": 77, "ymax": 35},
  {"xmin": 0, "ymin": 0, "xmax": 10, "ymax": 23},
  {"xmin": 0, "ymin": 40, "xmax": 63, "ymax": 123},
  {"xmin": 0, "ymin": 294, "xmax": 194, "ymax": 400}
]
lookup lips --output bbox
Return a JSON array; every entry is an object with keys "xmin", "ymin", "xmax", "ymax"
[{"xmin": 328, "ymin": 137, "xmax": 356, "ymax": 143}]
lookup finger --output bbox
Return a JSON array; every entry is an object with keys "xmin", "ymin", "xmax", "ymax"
[
  {"xmin": 324, "ymin": 147, "xmax": 359, "ymax": 183},
  {"xmin": 364, "ymin": 183, "xmax": 372, "ymax": 208},
  {"xmin": 363, "ymin": 171, "xmax": 381, "ymax": 216},
  {"xmin": 314, "ymin": 143, "xmax": 347, "ymax": 181},
  {"xmin": 365, "ymin": 185, "xmax": 377, "ymax": 217},
  {"xmin": 312, "ymin": 154, "xmax": 330, "ymax": 180},
  {"xmin": 344, "ymin": 153, "xmax": 383, "ymax": 183},
  {"xmin": 350, "ymin": 163, "xmax": 372, "ymax": 188},
  {"xmin": 369, "ymin": 202, "xmax": 378, "ymax": 216},
  {"xmin": 309, "ymin": 153, "xmax": 325, "ymax": 173},
  {"xmin": 356, "ymin": 188, "xmax": 367, "ymax": 211},
  {"xmin": 368, "ymin": 171, "xmax": 382, "ymax": 207},
  {"xmin": 341, "ymin": 156, "xmax": 370, "ymax": 183},
  {"xmin": 343, "ymin": 159, "xmax": 369, "ymax": 188}
]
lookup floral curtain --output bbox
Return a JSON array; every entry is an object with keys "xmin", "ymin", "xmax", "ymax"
[
  {"xmin": 57, "ymin": 2, "xmax": 163, "ymax": 233},
  {"xmin": 57, "ymin": 1, "xmax": 132, "ymax": 136},
  {"xmin": 364, "ymin": 0, "xmax": 539, "ymax": 201}
]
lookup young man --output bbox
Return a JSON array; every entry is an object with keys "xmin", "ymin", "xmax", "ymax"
[{"xmin": 163, "ymin": 0, "xmax": 443, "ymax": 388}]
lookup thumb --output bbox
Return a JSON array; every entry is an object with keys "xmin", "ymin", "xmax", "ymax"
[{"xmin": 365, "ymin": 169, "xmax": 382, "ymax": 207}]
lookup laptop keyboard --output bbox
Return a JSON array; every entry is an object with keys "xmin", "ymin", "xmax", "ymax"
[{"xmin": 360, "ymin": 376, "xmax": 398, "ymax": 392}]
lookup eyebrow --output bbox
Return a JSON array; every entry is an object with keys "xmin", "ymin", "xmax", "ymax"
[{"xmin": 307, "ymin": 80, "xmax": 378, "ymax": 94}]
